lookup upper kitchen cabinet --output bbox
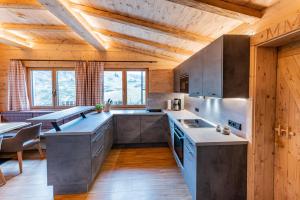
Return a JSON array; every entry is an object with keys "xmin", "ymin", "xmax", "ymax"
[
  {"xmin": 188, "ymin": 50, "xmax": 204, "ymax": 97},
  {"xmin": 173, "ymin": 35, "xmax": 250, "ymax": 98},
  {"xmin": 174, "ymin": 59, "xmax": 191, "ymax": 93},
  {"xmin": 203, "ymin": 35, "xmax": 250, "ymax": 98}
]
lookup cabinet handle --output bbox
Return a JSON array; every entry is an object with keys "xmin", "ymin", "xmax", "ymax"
[{"xmin": 186, "ymin": 145, "xmax": 194, "ymax": 157}]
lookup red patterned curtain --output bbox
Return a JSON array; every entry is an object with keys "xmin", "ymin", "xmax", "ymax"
[
  {"xmin": 8, "ymin": 60, "xmax": 30, "ymax": 111},
  {"xmin": 75, "ymin": 61, "xmax": 104, "ymax": 106}
]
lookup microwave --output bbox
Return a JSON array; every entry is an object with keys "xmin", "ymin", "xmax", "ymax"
[{"xmin": 180, "ymin": 74, "xmax": 189, "ymax": 93}]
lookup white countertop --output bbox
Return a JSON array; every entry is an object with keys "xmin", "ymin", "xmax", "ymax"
[{"xmin": 164, "ymin": 110, "xmax": 248, "ymax": 146}]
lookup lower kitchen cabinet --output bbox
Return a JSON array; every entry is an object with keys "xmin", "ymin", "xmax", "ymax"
[
  {"xmin": 167, "ymin": 116, "xmax": 247, "ymax": 200},
  {"xmin": 115, "ymin": 114, "xmax": 168, "ymax": 144},
  {"xmin": 183, "ymin": 136, "xmax": 247, "ymax": 200},
  {"xmin": 116, "ymin": 115, "xmax": 141, "ymax": 144},
  {"xmin": 46, "ymin": 117, "xmax": 113, "ymax": 195},
  {"xmin": 140, "ymin": 115, "xmax": 167, "ymax": 143},
  {"xmin": 183, "ymin": 137, "xmax": 197, "ymax": 199}
]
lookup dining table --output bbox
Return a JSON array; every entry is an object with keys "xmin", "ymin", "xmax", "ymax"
[{"xmin": 0, "ymin": 122, "xmax": 30, "ymax": 186}]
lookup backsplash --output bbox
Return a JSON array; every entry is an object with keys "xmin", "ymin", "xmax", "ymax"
[
  {"xmin": 147, "ymin": 93, "xmax": 185, "ymax": 109},
  {"xmin": 184, "ymin": 94, "xmax": 251, "ymax": 138}
]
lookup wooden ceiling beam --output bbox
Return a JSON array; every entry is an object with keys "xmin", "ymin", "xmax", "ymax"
[
  {"xmin": 96, "ymin": 29, "xmax": 194, "ymax": 55},
  {"xmin": 0, "ymin": 0, "xmax": 44, "ymax": 9},
  {"xmin": 71, "ymin": 3, "xmax": 213, "ymax": 43},
  {"xmin": 1, "ymin": 23, "xmax": 71, "ymax": 32},
  {"xmin": 0, "ymin": 29, "xmax": 32, "ymax": 48},
  {"xmin": 165, "ymin": 0, "xmax": 263, "ymax": 23},
  {"xmin": 1, "ymin": 23, "xmax": 194, "ymax": 55},
  {"xmin": 110, "ymin": 42, "xmax": 183, "ymax": 63},
  {"xmin": 38, "ymin": 0, "xmax": 107, "ymax": 51}
]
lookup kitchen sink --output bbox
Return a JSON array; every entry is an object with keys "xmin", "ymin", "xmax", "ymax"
[{"xmin": 177, "ymin": 119, "xmax": 214, "ymax": 128}]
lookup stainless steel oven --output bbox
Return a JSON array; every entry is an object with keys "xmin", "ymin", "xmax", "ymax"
[{"xmin": 174, "ymin": 124, "xmax": 184, "ymax": 167}]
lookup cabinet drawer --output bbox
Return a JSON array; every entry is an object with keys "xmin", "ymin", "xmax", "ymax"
[
  {"xmin": 184, "ymin": 137, "xmax": 195, "ymax": 154},
  {"xmin": 92, "ymin": 144, "xmax": 105, "ymax": 178},
  {"xmin": 91, "ymin": 132, "xmax": 104, "ymax": 157}
]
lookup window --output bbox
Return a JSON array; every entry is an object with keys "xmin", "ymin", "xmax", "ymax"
[
  {"xmin": 56, "ymin": 71, "xmax": 76, "ymax": 106},
  {"xmin": 104, "ymin": 71, "xmax": 123, "ymax": 105},
  {"xmin": 28, "ymin": 68, "xmax": 76, "ymax": 108},
  {"xmin": 104, "ymin": 69, "xmax": 147, "ymax": 107}
]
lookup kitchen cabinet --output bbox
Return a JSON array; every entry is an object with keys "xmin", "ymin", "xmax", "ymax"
[
  {"xmin": 141, "ymin": 115, "xmax": 167, "ymax": 143},
  {"xmin": 183, "ymin": 137, "xmax": 247, "ymax": 200},
  {"xmin": 174, "ymin": 61, "xmax": 190, "ymax": 93},
  {"xmin": 167, "ymin": 115, "xmax": 247, "ymax": 200},
  {"xmin": 189, "ymin": 50, "xmax": 204, "ymax": 97},
  {"xmin": 116, "ymin": 115, "xmax": 140, "ymax": 144},
  {"xmin": 183, "ymin": 137, "xmax": 197, "ymax": 199},
  {"xmin": 167, "ymin": 118, "xmax": 174, "ymax": 147},
  {"xmin": 115, "ymin": 114, "xmax": 168, "ymax": 144},
  {"xmin": 202, "ymin": 37, "xmax": 223, "ymax": 97},
  {"xmin": 46, "ymin": 115, "xmax": 114, "ymax": 194},
  {"xmin": 203, "ymin": 35, "xmax": 250, "ymax": 98},
  {"xmin": 173, "ymin": 35, "xmax": 250, "ymax": 98}
]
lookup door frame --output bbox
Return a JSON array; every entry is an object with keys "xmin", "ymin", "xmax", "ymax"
[{"xmin": 249, "ymin": 19, "xmax": 300, "ymax": 200}]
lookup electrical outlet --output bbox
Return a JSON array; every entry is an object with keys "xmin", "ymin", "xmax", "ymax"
[
  {"xmin": 228, "ymin": 120, "xmax": 242, "ymax": 131},
  {"xmin": 195, "ymin": 108, "xmax": 199, "ymax": 112}
]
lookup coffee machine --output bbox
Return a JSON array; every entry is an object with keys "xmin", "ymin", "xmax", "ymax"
[{"xmin": 173, "ymin": 98, "xmax": 182, "ymax": 111}]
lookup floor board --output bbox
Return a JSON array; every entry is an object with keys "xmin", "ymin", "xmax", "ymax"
[{"xmin": 0, "ymin": 147, "xmax": 192, "ymax": 200}]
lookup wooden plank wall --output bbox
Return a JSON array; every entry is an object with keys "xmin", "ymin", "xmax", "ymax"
[
  {"xmin": 248, "ymin": 46, "xmax": 277, "ymax": 200},
  {"xmin": 149, "ymin": 69, "xmax": 173, "ymax": 93},
  {"xmin": 0, "ymin": 44, "xmax": 175, "ymax": 111}
]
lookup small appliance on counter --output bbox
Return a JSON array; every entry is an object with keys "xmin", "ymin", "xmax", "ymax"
[
  {"xmin": 173, "ymin": 98, "xmax": 182, "ymax": 111},
  {"xmin": 167, "ymin": 100, "xmax": 172, "ymax": 110}
]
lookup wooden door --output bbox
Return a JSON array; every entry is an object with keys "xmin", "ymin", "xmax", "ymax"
[{"xmin": 274, "ymin": 45, "xmax": 300, "ymax": 200}]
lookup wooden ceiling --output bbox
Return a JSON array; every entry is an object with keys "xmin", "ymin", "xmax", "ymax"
[{"xmin": 0, "ymin": 0, "xmax": 278, "ymax": 62}]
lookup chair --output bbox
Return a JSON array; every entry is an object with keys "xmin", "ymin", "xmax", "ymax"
[
  {"xmin": 0, "ymin": 123, "xmax": 43, "ymax": 173},
  {"xmin": 0, "ymin": 168, "xmax": 5, "ymax": 185}
]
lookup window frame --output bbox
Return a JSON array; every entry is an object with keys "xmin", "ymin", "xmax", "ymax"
[
  {"xmin": 104, "ymin": 68, "xmax": 148, "ymax": 108},
  {"xmin": 27, "ymin": 67, "xmax": 76, "ymax": 109}
]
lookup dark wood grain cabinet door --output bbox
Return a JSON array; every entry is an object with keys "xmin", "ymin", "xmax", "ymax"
[
  {"xmin": 116, "ymin": 115, "xmax": 140, "ymax": 144},
  {"xmin": 140, "ymin": 115, "xmax": 167, "ymax": 143},
  {"xmin": 202, "ymin": 37, "xmax": 223, "ymax": 97},
  {"xmin": 189, "ymin": 51, "xmax": 203, "ymax": 97}
]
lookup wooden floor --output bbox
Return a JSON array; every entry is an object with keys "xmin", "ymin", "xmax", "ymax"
[{"xmin": 0, "ymin": 147, "xmax": 192, "ymax": 200}]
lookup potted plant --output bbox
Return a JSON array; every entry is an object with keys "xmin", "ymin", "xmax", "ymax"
[{"xmin": 95, "ymin": 103, "xmax": 104, "ymax": 113}]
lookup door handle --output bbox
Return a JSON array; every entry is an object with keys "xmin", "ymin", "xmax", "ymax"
[
  {"xmin": 288, "ymin": 131, "xmax": 296, "ymax": 137},
  {"xmin": 280, "ymin": 126, "xmax": 289, "ymax": 136},
  {"xmin": 274, "ymin": 125, "xmax": 281, "ymax": 136}
]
